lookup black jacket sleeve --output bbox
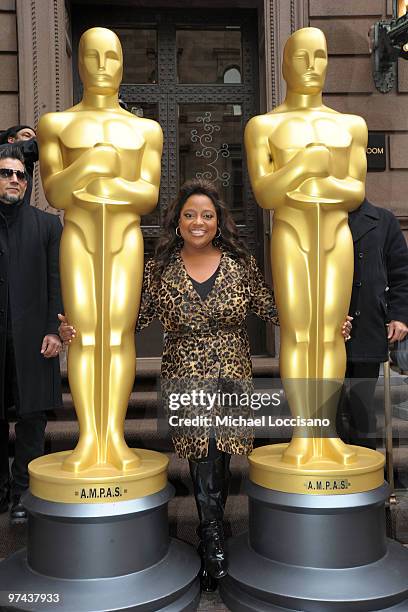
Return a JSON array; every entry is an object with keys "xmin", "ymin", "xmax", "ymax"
[
  {"xmin": 136, "ymin": 259, "xmax": 157, "ymax": 331},
  {"xmin": 248, "ymin": 255, "xmax": 279, "ymax": 324},
  {"xmin": 384, "ymin": 211, "xmax": 408, "ymax": 324},
  {"xmin": 46, "ymin": 214, "xmax": 63, "ymax": 335}
]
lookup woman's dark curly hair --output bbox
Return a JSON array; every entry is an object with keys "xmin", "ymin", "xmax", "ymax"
[{"xmin": 154, "ymin": 178, "xmax": 250, "ymax": 272}]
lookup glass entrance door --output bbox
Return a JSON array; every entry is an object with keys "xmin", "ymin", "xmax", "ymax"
[{"xmin": 72, "ymin": 7, "xmax": 264, "ymax": 355}]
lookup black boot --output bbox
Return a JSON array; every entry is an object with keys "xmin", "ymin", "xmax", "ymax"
[
  {"xmin": 221, "ymin": 453, "xmax": 231, "ymax": 508},
  {"xmin": 189, "ymin": 449, "xmax": 230, "ymax": 586},
  {"xmin": 10, "ymin": 494, "xmax": 27, "ymax": 525},
  {"xmin": 0, "ymin": 486, "xmax": 9, "ymax": 513},
  {"xmin": 197, "ymin": 542, "xmax": 218, "ymax": 592},
  {"xmin": 199, "ymin": 518, "xmax": 228, "ymax": 579}
]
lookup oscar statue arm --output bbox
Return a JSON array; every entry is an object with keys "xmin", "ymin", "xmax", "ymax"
[
  {"xmin": 114, "ymin": 121, "xmax": 163, "ymax": 213},
  {"xmin": 86, "ymin": 121, "xmax": 163, "ymax": 213},
  {"xmin": 318, "ymin": 116, "xmax": 367, "ymax": 210},
  {"xmin": 38, "ymin": 114, "xmax": 120, "ymax": 210},
  {"xmin": 244, "ymin": 116, "xmax": 330, "ymax": 210}
]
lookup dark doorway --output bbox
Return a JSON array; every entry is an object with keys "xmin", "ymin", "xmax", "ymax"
[{"xmin": 71, "ymin": 6, "xmax": 266, "ymax": 356}]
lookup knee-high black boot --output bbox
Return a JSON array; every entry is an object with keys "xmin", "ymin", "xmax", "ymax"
[
  {"xmin": 222, "ymin": 453, "xmax": 231, "ymax": 508},
  {"xmin": 189, "ymin": 450, "xmax": 230, "ymax": 590}
]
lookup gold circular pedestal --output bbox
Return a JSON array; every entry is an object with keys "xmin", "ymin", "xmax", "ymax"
[
  {"xmin": 29, "ymin": 449, "xmax": 169, "ymax": 503},
  {"xmin": 249, "ymin": 444, "xmax": 385, "ymax": 495}
]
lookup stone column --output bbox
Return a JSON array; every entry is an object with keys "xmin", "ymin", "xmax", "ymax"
[
  {"xmin": 0, "ymin": 0, "xmax": 18, "ymax": 128},
  {"xmin": 261, "ymin": 0, "xmax": 307, "ymax": 354},
  {"xmin": 16, "ymin": 0, "xmax": 72, "ymax": 211},
  {"xmin": 263, "ymin": 0, "xmax": 307, "ymax": 110}
]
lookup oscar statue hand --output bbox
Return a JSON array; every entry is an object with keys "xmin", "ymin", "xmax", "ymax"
[
  {"xmin": 84, "ymin": 144, "xmax": 121, "ymax": 198},
  {"xmin": 301, "ymin": 143, "xmax": 332, "ymax": 178}
]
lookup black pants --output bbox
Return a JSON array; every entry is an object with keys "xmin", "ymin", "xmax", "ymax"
[
  {"xmin": 337, "ymin": 362, "xmax": 380, "ymax": 450},
  {"xmin": 0, "ymin": 333, "xmax": 47, "ymax": 496}
]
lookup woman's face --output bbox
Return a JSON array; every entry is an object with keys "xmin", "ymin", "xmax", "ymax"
[{"xmin": 178, "ymin": 193, "xmax": 218, "ymax": 250}]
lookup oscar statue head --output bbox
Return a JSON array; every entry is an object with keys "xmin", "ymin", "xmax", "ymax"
[
  {"xmin": 398, "ymin": 0, "xmax": 408, "ymax": 17},
  {"xmin": 78, "ymin": 27, "xmax": 123, "ymax": 95},
  {"xmin": 283, "ymin": 27, "xmax": 328, "ymax": 95}
]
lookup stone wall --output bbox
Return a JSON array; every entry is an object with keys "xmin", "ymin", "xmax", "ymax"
[
  {"xmin": 309, "ymin": 0, "xmax": 408, "ymax": 222},
  {"xmin": 15, "ymin": 0, "xmax": 72, "ymax": 211},
  {"xmin": 0, "ymin": 0, "xmax": 18, "ymax": 128}
]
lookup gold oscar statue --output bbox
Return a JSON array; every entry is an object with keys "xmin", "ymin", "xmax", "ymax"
[
  {"xmin": 245, "ymin": 27, "xmax": 384, "ymax": 494},
  {"xmin": 30, "ymin": 27, "xmax": 167, "ymax": 502}
]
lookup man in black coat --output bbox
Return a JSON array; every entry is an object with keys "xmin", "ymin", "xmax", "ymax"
[
  {"xmin": 0, "ymin": 146, "xmax": 63, "ymax": 523},
  {"xmin": 339, "ymin": 199, "xmax": 408, "ymax": 449}
]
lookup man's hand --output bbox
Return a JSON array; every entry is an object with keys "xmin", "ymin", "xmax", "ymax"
[
  {"xmin": 41, "ymin": 334, "xmax": 62, "ymax": 358},
  {"xmin": 58, "ymin": 313, "xmax": 76, "ymax": 344},
  {"xmin": 342, "ymin": 315, "xmax": 353, "ymax": 341},
  {"xmin": 387, "ymin": 320, "xmax": 408, "ymax": 343}
]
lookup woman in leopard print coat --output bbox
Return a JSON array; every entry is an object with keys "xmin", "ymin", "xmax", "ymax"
[
  {"xmin": 138, "ymin": 245, "xmax": 278, "ymax": 458},
  {"xmin": 137, "ymin": 179, "xmax": 278, "ymax": 591}
]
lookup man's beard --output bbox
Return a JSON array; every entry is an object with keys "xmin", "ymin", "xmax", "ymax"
[{"xmin": 0, "ymin": 193, "xmax": 22, "ymax": 205}]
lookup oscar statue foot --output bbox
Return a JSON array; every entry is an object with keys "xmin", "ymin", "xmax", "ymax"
[
  {"xmin": 322, "ymin": 437, "xmax": 357, "ymax": 465},
  {"xmin": 106, "ymin": 434, "xmax": 141, "ymax": 471},
  {"xmin": 62, "ymin": 435, "xmax": 99, "ymax": 472},
  {"xmin": 281, "ymin": 437, "xmax": 357, "ymax": 467},
  {"xmin": 280, "ymin": 437, "xmax": 314, "ymax": 466}
]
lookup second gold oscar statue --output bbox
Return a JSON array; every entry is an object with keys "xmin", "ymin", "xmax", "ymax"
[{"xmin": 220, "ymin": 27, "xmax": 408, "ymax": 612}]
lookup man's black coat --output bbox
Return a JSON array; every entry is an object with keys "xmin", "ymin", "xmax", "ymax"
[
  {"xmin": 347, "ymin": 199, "xmax": 408, "ymax": 363},
  {"xmin": 0, "ymin": 197, "xmax": 63, "ymax": 417}
]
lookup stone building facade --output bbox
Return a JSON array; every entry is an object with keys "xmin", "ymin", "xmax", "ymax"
[{"xmin": 2, "ymin": 1, "xmax": 405, "ymax": 215}]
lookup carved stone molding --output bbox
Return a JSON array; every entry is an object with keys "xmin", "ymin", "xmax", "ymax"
[
  {"xmin": 16, "ymin": 0, "xmax": 72, "ymax": 211},
  {"xmin": 262, "ymin": 0, "xmax": 307, "ymax": 354},
  {"xmin": 263, "ymin": 0, "xmax": 307, "ymax": 111},
  {"xmin": 291, "ymin": 0, "xmax": 308, "ymax": 33}
]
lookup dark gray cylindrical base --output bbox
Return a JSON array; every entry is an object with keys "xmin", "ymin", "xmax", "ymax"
[
  {"xmin": 220, "ymin": 481, "xmax": 408, "ymax": 612},
  {"xmin": 0, "ymin": 485, "xmax": 200, "ymax": 611}
]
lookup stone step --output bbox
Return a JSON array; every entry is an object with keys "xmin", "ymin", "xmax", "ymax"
[
  {"xmin": 7, "ymin": 408, "xmax": 408, "ymax": 452},
  {"xmin": 57, "ymin": 391, "xmax": 160, "ymax": 420},
  {"xmin": 9, "ymin": 410, "xmax": 292, "ymax": 458},
  {"xmin": 58, "ymin": 354, "xmax": 163, "ymax": 382},
  {"xmin": 39, "ymin": 420, "xmax": 286, "ymax": 458},
  {"xmin": 59, "ymin": 355, "xmax": 280, "ymax": 380},
  {"xmin": 54, "ymin": 392, "xmax": 291, "ymax": 422},
  {"xmin": 37, "ymin": 379, "xmax": 408, "ymax": 424},
  {"xmin": 59, "ymin": 355, "xmax": 281, "ymax": 393}
]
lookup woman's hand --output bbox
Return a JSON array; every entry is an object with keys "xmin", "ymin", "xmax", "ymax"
[
  {"xmin": 341, "ymin": 316, "xmax": 353, "ymax": 341},
  {"xmin": 58, "ymin": 313, "xmax": 76, "ymax": 345}
]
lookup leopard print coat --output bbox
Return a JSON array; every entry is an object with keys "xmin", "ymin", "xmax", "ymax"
[{"xmin": 137, "ymin": 248, "xmax": 278, "ymax": 459}]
